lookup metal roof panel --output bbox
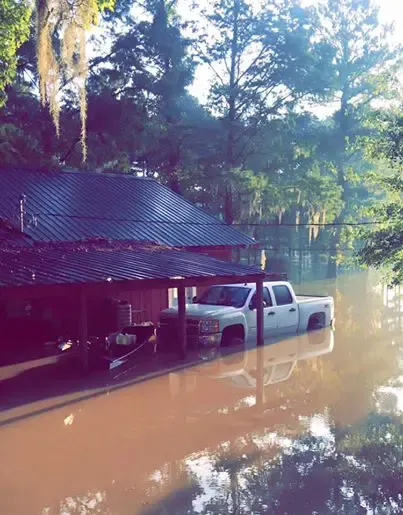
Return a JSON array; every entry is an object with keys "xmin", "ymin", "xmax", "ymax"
[
  {"xmin": 0, "ymin": 246, "xmax": 264, "ymax": 288},
  {"xmin": 0, "ymin": 170, "xmax": 254, "ymax": 247}
]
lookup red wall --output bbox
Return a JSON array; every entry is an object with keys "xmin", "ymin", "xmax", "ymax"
[{"xmin": 116, "ymin": 288, "xmax": 168, "ymax": 325}]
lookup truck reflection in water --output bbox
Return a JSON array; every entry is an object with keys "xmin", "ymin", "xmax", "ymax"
[{"xmin": 206, "ymin": 329, "xmax": 334, "ymax": 389}]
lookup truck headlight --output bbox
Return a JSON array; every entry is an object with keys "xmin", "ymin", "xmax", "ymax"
[{"xmin": 199, "ymin": 319, "xmax": 220, "ymax": 334}]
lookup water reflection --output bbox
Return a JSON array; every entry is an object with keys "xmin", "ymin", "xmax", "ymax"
[
  {"xmin": 0, "ymin": 274, "xmax": 401, "ymax": 514},
  {"xmin": 210, "ymin": 328, "xmax": 334, "ymax": 389}
]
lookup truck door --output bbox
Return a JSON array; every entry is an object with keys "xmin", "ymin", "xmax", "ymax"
[
  {"xmin": 271, "ymin": 284, "xmax": 299, "ymax": 334},
  {"xmin": 262, "ymin": 286, "xmax": 278, "ymax": 336},
  {"xmin": 248, "ymin": 287, "xmax": 277, "ymax": 340}
]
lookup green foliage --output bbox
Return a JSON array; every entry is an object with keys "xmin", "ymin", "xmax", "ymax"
[
  {"xmin": 364, "ymin": 112, "xmax": 403, "ymax": 166},
  {"xmin": 0, "ymin": 0, "xmax": 31, "ymax": 106},
  {"xmin": 318, "ymin": 0, "xmax": 401, "ymax": 106},
  {"xmin": 202, "ymin": 0, "xmax": 333, "ymax": 121},
  {"xmin": 310, "ymin": 0, "xmax": 401, "ymax": 277},
  {"xmin": 0, "ymin": 124, "xmax": 41, "ymax": 164},
  {"xmin": 358, "ymin": 113, "xmax": 403, "ymax": 284},
  {"xmin": 359, "ymin": 175, "xmax": 403, "ymax": 285},
  {"xmin": 97, "ymin": 0, "xmax": 115, "ymax": 10}
]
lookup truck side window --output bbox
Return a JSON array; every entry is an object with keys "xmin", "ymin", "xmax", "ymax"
[
  {"xmin": 250, "ymin": 288, "xmax": 272, "ymax": 309},
  {"xmin": 263, "ymin": 287, "xmax": 273, "ymax": 307},
  {"xmin": 273, "ymin": 285, "xmax": 293, "ymax": 306}
]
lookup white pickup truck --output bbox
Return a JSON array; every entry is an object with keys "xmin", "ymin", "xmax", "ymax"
[{"xmin": 158, "ymin": 280, "xmax": 334, "ymax": 349}]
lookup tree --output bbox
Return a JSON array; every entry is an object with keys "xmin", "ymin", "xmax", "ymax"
[
  {"xmin": 35, "ymin": 0, "xmax": 115, "ymax": 160},
  {"xmin": 315, "ymin": 0, "xmax": 401, "ymax": 277},
  {"xmin": 65, "ymin": 0, "xmax": 195, "ymax": 182},
  {"xmin": 358, "ymin": 113, "xmax": 403, "ymax": 285},
  {"xmin": 193, "ymin": 0, "xmax": 334, "ymax": 223},
  {"xmin": 0, "ymin": 0, "xmax": 199, "ymax": 176},
  {"xmin": 1, "ymin": 0, "xmax": 116, "ymax": 160},
  {"xmin": 0, "ymin": 32, "xmax": 61, "ymax": 168},
  {"xmin": 0, "ymin": 0, "xmax": 31, "ymax": 106},
  {"xmin": 137, "ymin": 0, "xmax": 195, "ymax": 191}
]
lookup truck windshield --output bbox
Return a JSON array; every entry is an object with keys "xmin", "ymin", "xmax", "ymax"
[{"xmin": 197, "ymin": 286, "xmax": 251, "ymax": 308}]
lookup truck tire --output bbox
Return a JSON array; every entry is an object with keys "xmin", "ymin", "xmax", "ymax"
[
  {"xmin": 308, "ymin": 313, "xmax": 325, "ymax": 331},
  {"xmin": 221, "ymin": 326, "xmax": 245, "ymax": 348}
]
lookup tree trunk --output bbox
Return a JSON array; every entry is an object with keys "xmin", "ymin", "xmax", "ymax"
[
  {"xmin": 166, "ymin": 146, "xmax": 181, "ymax": 194},
  {"xmin": 224, "ymin": 184, "xmax": 234, "ymax": 224},
  {"xmin": 327, "ymin": 85, "xmax": 349, "ymax": 278},
  {"xmin": 224, "ymin": 0, "xmax": 240, "ymax": 225},
  {"xmin": 230, "ymin": 467, "xmax": 239, "ymax": 514}
]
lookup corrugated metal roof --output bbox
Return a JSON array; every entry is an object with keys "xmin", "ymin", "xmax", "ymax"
[
  {"xmin": 0, "ymin": 246, "xmax": 264, "ymax": 288},
  {"xmin": 0, "ymin": 223, "xmax": 33, "ymax": 248},
  {"xmin": 0, "ymin": 169, "xmax": 254, "ymax": 247}
]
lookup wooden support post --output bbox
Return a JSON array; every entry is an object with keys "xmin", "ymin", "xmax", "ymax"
[
  {"xmin": 79, "ymin": 288, "xmax": 89, "ymax": 372},
  {"xmin": 178, "ymin": 285, "xmax": 186, "ymax": 358},
  {"xmin": 256, "ymin": 278, "xmax": 264, "ymax": 347}
]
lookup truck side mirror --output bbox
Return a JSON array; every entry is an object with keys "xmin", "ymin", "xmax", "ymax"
[{"xmin": 192, "ymin": 296, "xmax": 198, "ymax": 303}]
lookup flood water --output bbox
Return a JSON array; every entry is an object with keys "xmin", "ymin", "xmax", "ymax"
[{"xmin": 0, "ymin": 273, "xmax": 402, "ymax": 514}]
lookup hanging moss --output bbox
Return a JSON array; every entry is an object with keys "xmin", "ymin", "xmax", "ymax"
[{"xmin": 36, "ymin": 0, "xmax": 113, "ymax": 161}]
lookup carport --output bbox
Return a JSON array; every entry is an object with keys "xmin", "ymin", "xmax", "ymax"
[{"xmin": 0, "ymin": 243, "xmax": 269, "ymax": 360}]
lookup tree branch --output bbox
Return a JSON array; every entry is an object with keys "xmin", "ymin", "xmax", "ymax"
[{"xmin": 190, "ymin": 41, "xmax": 226, "ymax": 86}]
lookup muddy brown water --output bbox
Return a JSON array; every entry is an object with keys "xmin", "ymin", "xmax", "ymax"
[{"xmin": 0, "ymin": 273, "xmax": 402, "ymax": 514}]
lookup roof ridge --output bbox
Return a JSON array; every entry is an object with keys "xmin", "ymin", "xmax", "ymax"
[
  {"xmin": 36, "ymin": 211, "xmax": 225, "ymax": 225},
  {"xmin": 0, "ymin": 167, "xmax": 153, "ymax": 181},
  {"xmin": 61, "ymin": 169, "xmax": 153, "ymax": 180}
]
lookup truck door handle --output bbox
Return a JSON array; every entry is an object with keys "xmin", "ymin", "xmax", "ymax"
[
  {"xmin": 289, "ymin": 308, "xmax": 296, "ymax": 312},
  {"xmin": 268, "ymin": 311, "xmax": 276, "ymax": 316}
]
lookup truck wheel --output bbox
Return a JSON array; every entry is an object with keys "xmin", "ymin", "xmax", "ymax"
[
  {"xmin": 221, "ymin": 327, "xmax": 245, "ymax": 348},
  {"xmin": 227, "ymin": 336, "xmax": 244, "ymax": 347},
  {"xmin": 308, "ymin": 313, "xmax": 325, "ymax": 331}
]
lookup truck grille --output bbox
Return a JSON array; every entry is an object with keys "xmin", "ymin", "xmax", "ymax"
[{"xmin": 158, "ymin": 317, "xmax": 200, "ymax": 350}]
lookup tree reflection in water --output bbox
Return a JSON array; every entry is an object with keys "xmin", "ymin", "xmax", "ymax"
[
  {"xmin": 44, "ymin": 491, "xmax": 111, "ymax": 514},
  {"xmin": 239, "ymin": 414, "xmax": 403, "ymax": 515},
  {"xmin": 142, "ymin": 414, "xmax": 402, "ymax": 514}
]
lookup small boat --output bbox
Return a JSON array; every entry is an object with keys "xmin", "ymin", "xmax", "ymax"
[{"xmin": 93, "ymin": 323, "xmax": 156, "ymax": 371}]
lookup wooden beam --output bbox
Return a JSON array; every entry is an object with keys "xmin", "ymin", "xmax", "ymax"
[
  {"xmin": 0, "ymin": 272, "xmax": 265, "ymax": 299},
  {"xmin": 0, "ymin": 273, "xmax": 267, "ymax": 298},
  {"xmin": 177, "ymin": 286, "xmax": 186, "ymax": 358},
  {"xmin": 79, "ymin": 288, "xmax": 89, "ymax": 372},
  {"xmin": 95, "ymin": 273, "xmax": 265, "ymax": 293},
  {"xmin": 256, "ymin": 277, "xmax": 264, "ymax": 347}
]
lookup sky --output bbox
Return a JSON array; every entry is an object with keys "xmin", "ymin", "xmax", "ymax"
[
  {"xmin": 374, "ymin": 0, "xmax": 403, "ymax": 37},
  {"xmin": 177, "ymin": 0, "xmax": 403, "ymax": 106}
]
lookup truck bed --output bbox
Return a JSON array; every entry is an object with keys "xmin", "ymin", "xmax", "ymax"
[{"xmin": 296, "ymin": 294, "xmax": 332, "ymax": 303}]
